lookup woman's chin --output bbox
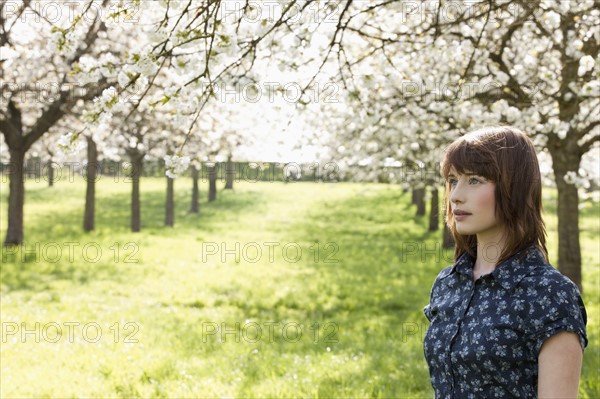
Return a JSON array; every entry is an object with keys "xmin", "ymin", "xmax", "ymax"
[{"xmin": 456, "ymin": 228, "xmax": 474, "ymax": 235}]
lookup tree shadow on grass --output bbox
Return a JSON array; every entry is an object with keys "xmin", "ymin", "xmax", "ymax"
[
  {"xmin": 249, "ymin": 185, "xmax": 440, "ymax": 396},
  {"xmin": 0, "ymin": 182, "xmax": 265, "ymax": 293}
]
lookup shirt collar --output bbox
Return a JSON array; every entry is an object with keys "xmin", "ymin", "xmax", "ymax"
[{"xmin": 443, "ymin": 245, "xmax": 545, "ymax": 290}]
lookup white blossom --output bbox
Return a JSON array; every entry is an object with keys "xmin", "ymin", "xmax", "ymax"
[
  {"xmin": 556, "ymin": 121, "xmax": 570, "ymax": 139},
  {"xmin": 581, "ymin": 80, "xmax": 600, "ymax": 97},
  {"xmin": 564, "ymin": 171, "xmax": 590, "ymax": 189},
  {"xmin": 127, "ymin": 45, "xmax": 160, "ymax": 76},
  {"xmin": 98, "ymin": 111, "xmax": 113, "ymax": 125},
  {"xmin": 544, "ymin": 11, "xmax": 561, "ymax": 29},
  {"xmin": 100, "ymin": 87, "xmax": 119, "ymax": 109},
  {"xmin": 523, "ymin": 54, "xmax": 537, "ymax": 68},
  {"xmin": 58, "ymin": 132, "xmax": 74, "ymax": 148},
  {"xmin": 57, "ymin": 132, "xmax": 84, "ymax": 157},
  {"xmin": 491, "ymin": 100, "xmax": 508, "ymax": 115},
  {"xmin": 505, "ymin": 107, "xmax": 521, "ymax": 123},
  {"xmin": 578, "ymin": 55, "xmax": 595, "ymax": 76},
  {"xmin": 137, "ymin": 55, "xmax": 159, "ymax": 76},
  {"xmin": 164, "ymin": 154, "xmax": 191, "ymax": 178},
  {"xmin": 118, "ymin": 70, "xmax": 130, "ymax": 87},
  {"xmin": 48, "ymin": 29, "xmax": 77, "ymax": 56},
  {"xmin": 557, "ymin": 1, "xmax": 571, "ymax": 14}
]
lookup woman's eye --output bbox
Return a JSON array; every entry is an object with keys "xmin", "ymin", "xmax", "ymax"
[
  {"xmin": 469, "ymin": 177, "xmax": 482, "ymax": 184},
  {"xmin": 448, "ymin": 179, "xmax": 457, "ymax": 186}
]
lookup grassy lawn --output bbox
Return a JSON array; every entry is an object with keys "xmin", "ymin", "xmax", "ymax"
[{"xmin": 0, "ymin": 177, "xmax": 598, "ymax": 398}]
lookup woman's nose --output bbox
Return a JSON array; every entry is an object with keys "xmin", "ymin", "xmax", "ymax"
[{"xmin": 450, "ymin": 183, "xmax": 464, "ymax": 204}]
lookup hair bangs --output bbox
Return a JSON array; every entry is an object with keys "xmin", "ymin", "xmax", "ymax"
[{"xmin": 441, "ymin": 136, "xmax": 499, "ymax": 182}]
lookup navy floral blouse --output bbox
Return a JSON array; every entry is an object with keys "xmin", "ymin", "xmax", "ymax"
[{"xmin": 423, "ymin": 245, "xmax": 588, "ymax": 398}]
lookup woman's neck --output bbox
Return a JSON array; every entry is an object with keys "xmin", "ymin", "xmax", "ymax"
[{"xmin": 474, "ymin": 229, "xmax": 507, "ymax": 273}]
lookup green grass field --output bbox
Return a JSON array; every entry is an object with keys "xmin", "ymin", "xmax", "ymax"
[{"xmin": 0, "ymin": 177, "xmax": 598, "ymax": 398}]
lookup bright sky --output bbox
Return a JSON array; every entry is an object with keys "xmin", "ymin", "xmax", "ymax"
[{"xmin": 224, "ymin": 51, "xmax": 340, "ymax": 163}]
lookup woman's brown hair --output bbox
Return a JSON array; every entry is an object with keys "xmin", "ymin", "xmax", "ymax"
[{"xmin": 441, "ymin": 126, "xmax": 548, "ymax": 264}]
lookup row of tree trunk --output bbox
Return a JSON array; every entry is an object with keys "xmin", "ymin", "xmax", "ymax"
[
  {"xmin": 80, "ymin": 140, "xmax": 223, "ymax": 233},
  {"xmin": 412, "ymin": 186, "xmax": 454, "ymax": 249}
]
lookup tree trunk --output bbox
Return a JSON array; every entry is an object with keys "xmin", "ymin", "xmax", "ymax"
[
  {"xmin": 224, "ymin": 155, "xmax": 234, "ymax": 189},
  {"xmin": 190, "ymin": 165, "xmax": 199, "ymax": 213},
  {"xmin": 551, "ymin": 152, "xmax": 583, "ymax": 291},
  {"xmin": 428, "ymin": 186, "xmax": 439, "ymax": 231},
  {"xmin": 208, "ymin": 163, "xmax": 217, "ymax": 202},
  {"xmin": 47, "ymin": 161, "xmax": 54, "ymax": 187},
  {"xmin": 4, "ymin": 148, "xmax": 25, "ymax": 246},
  {"xmin": 414, "ymin": 188, "xmax": 426, "ymax": 216},
  {"xmin": 411, "ymin": 188, "xmax": 417, "ymax": 204},
  {"xmin": 130, "ymin": 154, "xmax": 144, "ymax": 232},
  {"xmin": 549, "ymin": 18, "xmax": 584, "ymax": 291},
  {"xmin": 26, "ymin": 158, "xmax": 41, "ymax": 180},
  {"xmin": 555, "ymin": 179, "xmax": 581, "ymax": 290},
  {"xmin": 165, "ymin": 176, "xmax": 174, "ymax": 227},
  {"xmin": 83, "ymin": 137, "xmax": 97, "ymax": 231},
  {"xmin": 443, "ymin": 221, "xmax": 454, "ymax": 248}
]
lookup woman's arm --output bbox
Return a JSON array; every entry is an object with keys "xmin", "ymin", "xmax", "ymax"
[{"xmin": 538, "ymin": 331, "xmax": 583, "ymax": 398}]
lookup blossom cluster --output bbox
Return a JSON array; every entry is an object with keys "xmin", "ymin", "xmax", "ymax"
[
  {"xmin": 57, "ymin": 132, "xmax": 84, "ymax": 158},
  {"xmin": 164, "ymin": 154, "xmax": 191, "ymax": 179}
]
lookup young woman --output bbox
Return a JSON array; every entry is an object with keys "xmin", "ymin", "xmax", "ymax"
[{"xmin": 423, "ymin": 126, "xmax": 588, "ymax": 398}]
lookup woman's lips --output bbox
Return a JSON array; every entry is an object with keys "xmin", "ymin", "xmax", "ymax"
[{"xmin": 453, "ymin": 210, "xmax": 472, "ymax": 221}]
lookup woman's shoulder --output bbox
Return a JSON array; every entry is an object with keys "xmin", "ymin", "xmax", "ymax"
[
  {"xmin": 518, "ymin": 261, "xmax": 582, "ymax": 297},
  {"xmin": 435, "ymin": 265, "xmax": 455, "ymax": 280},
  {"xmin": 433, "ymin": 251, "xmax": 473, "ymax": 282},
  {"xmin": 427, "ymin": 265, "xmax": 455, "ymax": 298},
  {"xmin": 516, "ymin": 258, "xmax": 588, "ymax": 348}
]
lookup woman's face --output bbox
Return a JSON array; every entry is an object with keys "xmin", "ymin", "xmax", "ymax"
[{"xmin": 448, "ymin": 166, "xmax": 504, "ymax": 240}]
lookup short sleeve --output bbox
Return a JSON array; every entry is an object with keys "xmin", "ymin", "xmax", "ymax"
[
  {"xmin": 423, "ymin": 304, "xmax": 432, "ymax": 322},
  {"xmin": 531, "ymin": 277, "xmax": 588, "ymax": 356},
  {"xmin": 423, "ymin": 265, "xmax": 452, "ymax": 323}
]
